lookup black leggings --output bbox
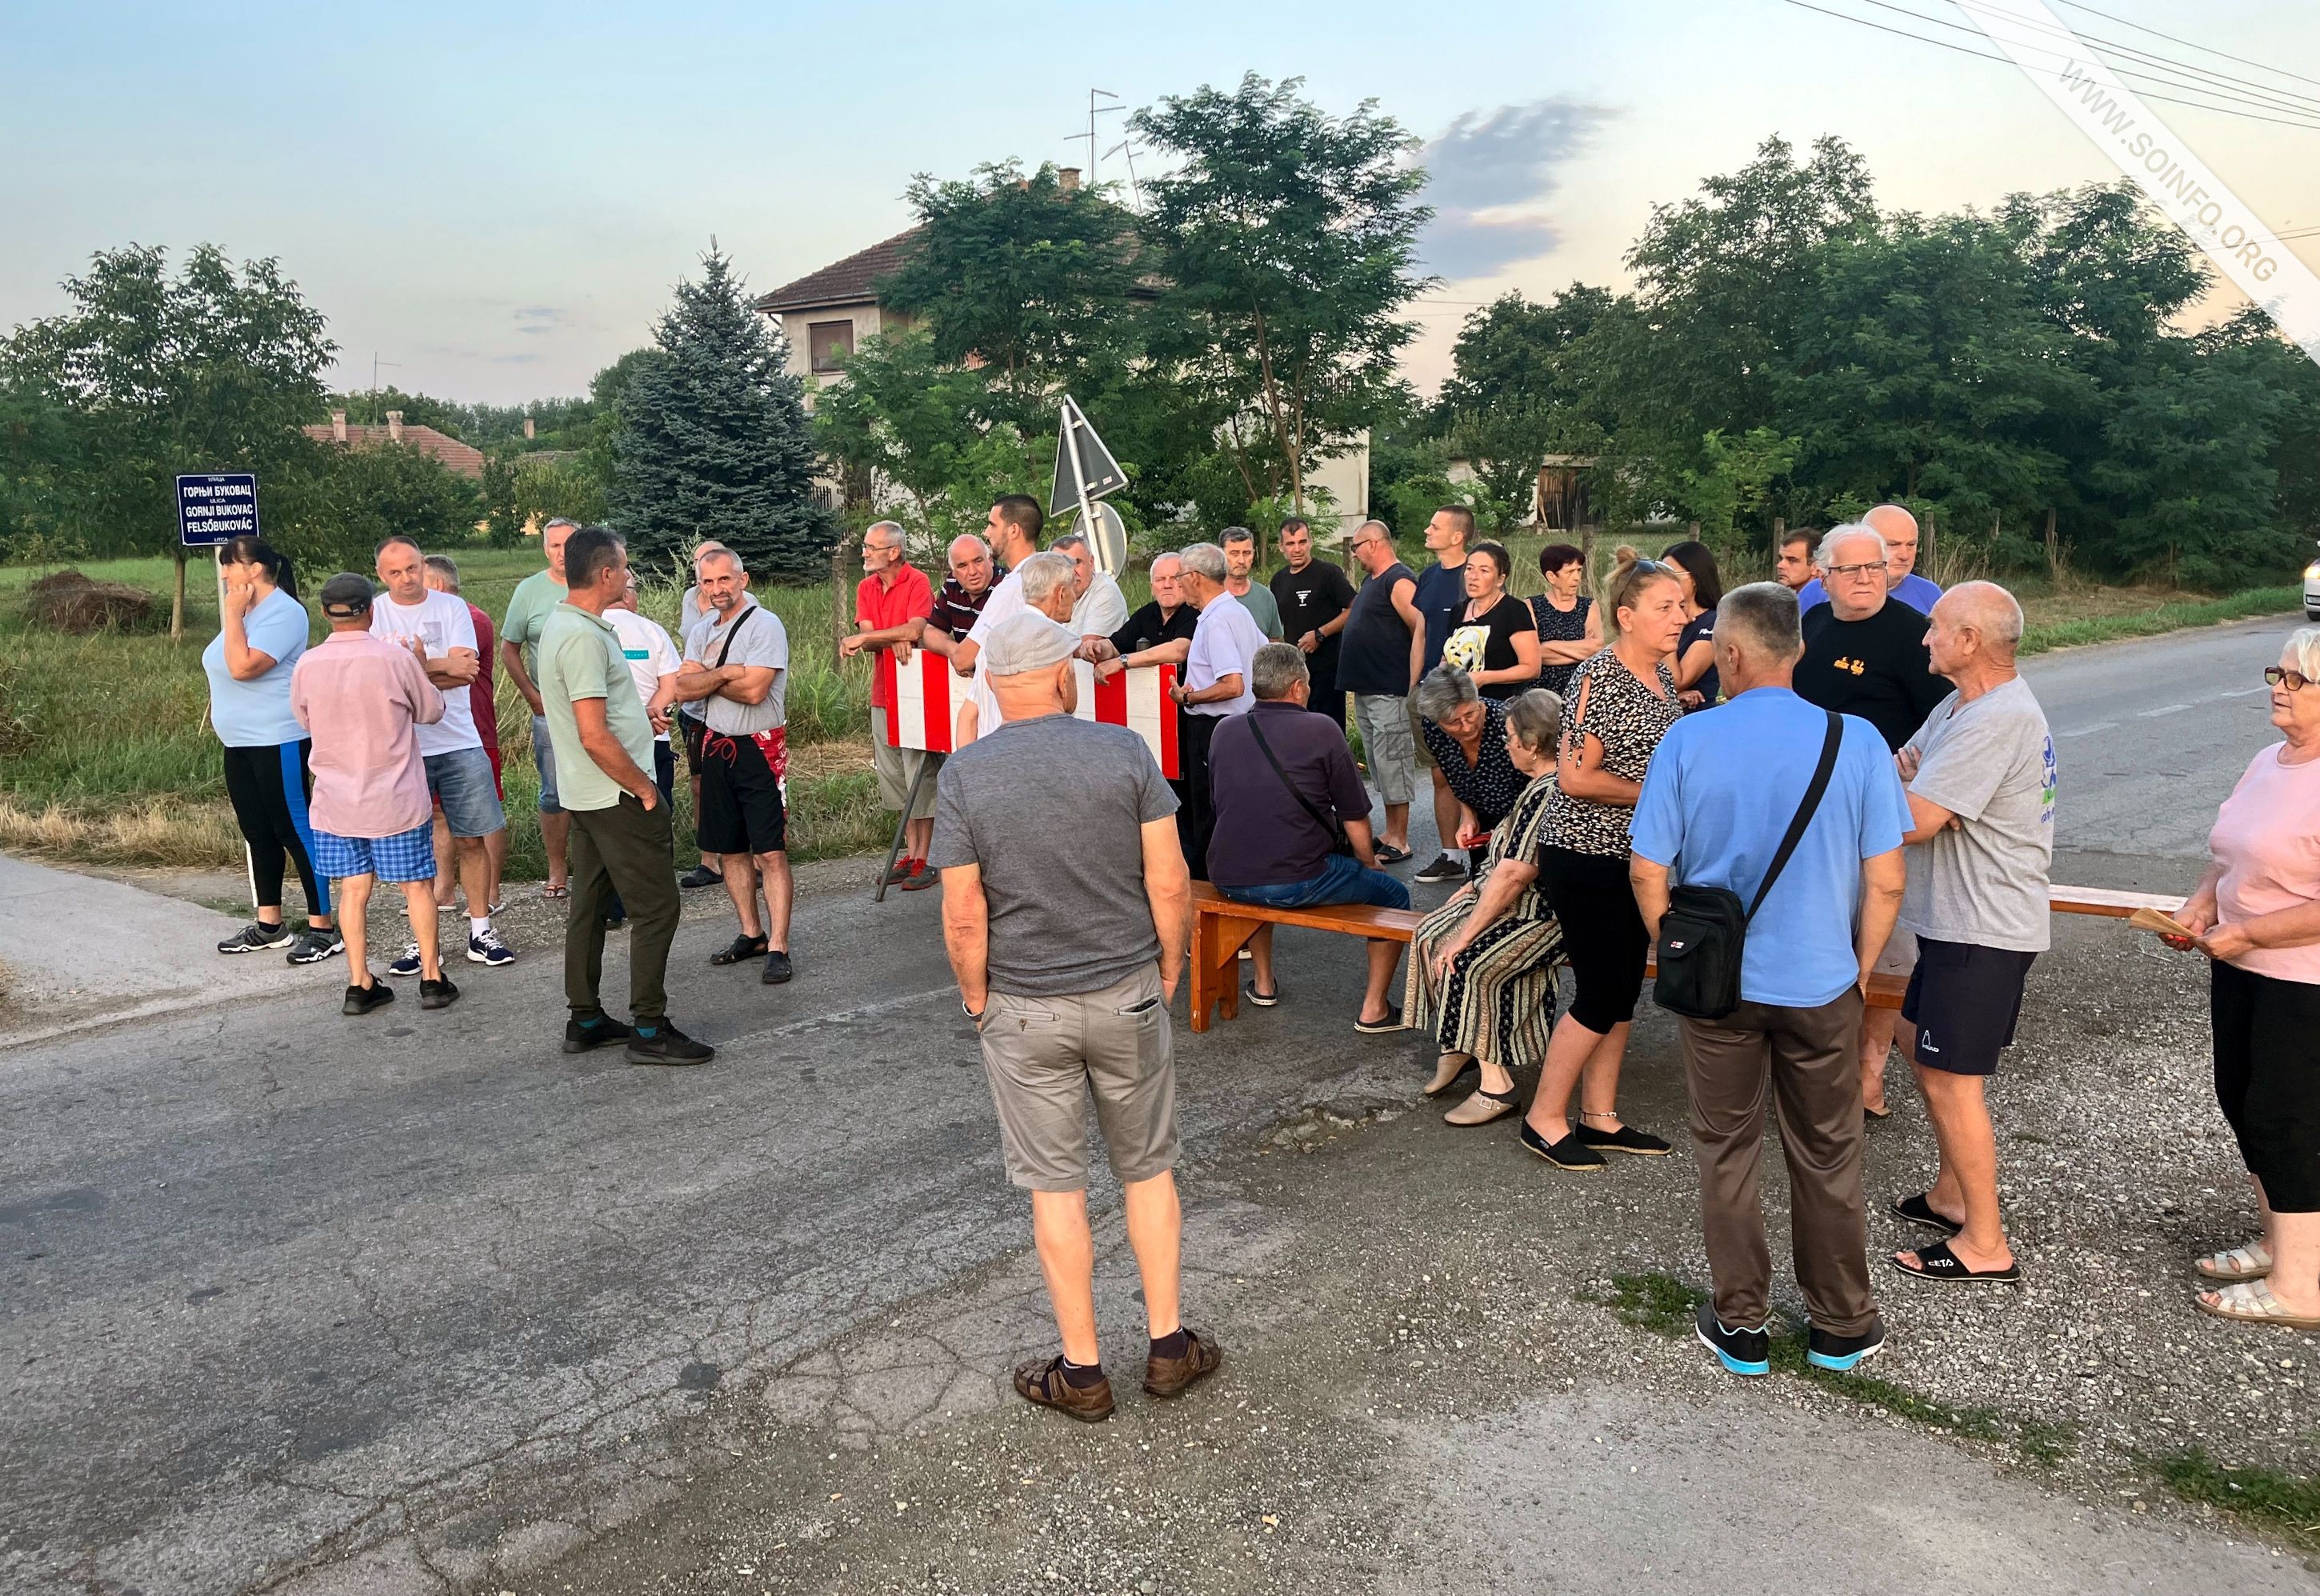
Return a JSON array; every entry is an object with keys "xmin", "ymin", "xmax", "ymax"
[
  {"xmin": 1538, "ymin": 845, "xmax": 1648, "ymax": 1034},
  {"xmin": 221, "ymin": 740, "xmax": 331, "ymax": 921},
  {"xmin": 2212, "ymin": 959, "xmax": 2320, "ymax": 1213}
]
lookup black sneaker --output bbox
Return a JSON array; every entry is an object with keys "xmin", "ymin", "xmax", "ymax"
[
  {"xmin": 219, "ymin": 922, "xmax": 293, "ymax": 955},
  {"xmin": 419, "ymin": 976, "xmax": 460, "ymax": 1010},
  {"xmin": 627, "ymin": 1022, "xmax": 715, "ymax": 1066},
  {"xmin": 1807, "ymin": 1319, "xmax": 1887, "ymax": 1373},
  {"xmin": 1413, "ymin": 852, "xmax": 1466, "ymax": 884},
  {"xmin": 761, "ymin": 949, "xmax": 794, "ymax": 985},
  {"xmin": 562, "ymin": 1014, "xmax": 635, "ymax": 1054},
  {"xmin": 1696, "ymin": 1300, "xmax": 1771, "ymax": 1377},
  {"xmin": 286, "ymin": 928, "xmax": 344, "ymax": 965},
  {"xmin": 679, "ymin": 864, "xmax": 722, "ymax": 890},
  {"xmin": 1518, "ymin": 1119, "xmax": 1605, "ymax": 1171},
  {"xmin": 342, "ymin": 980, "xmax": 394, "ymax": 1017},
  {"xmin": 1574, "ymin": 1118, "xmax": 1673, "ymax": 1157}
]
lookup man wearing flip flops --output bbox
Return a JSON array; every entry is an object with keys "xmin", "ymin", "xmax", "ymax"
[{"xmin": 1886, "ymin": 582, "xmax": 2054, "ymax": 1288}]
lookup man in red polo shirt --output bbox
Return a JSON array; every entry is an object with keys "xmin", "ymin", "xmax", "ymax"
[{"xmin": 839, "ymin": 520, "xmax": 938, "ymax": 889}]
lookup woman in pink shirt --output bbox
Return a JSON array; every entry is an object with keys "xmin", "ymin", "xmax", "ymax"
[{"xmin": 2173, "ymin": 626, "xmax": 2320, "ymax": 1329}]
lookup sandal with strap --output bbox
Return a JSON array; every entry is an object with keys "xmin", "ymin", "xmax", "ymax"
[
  {"xmin": 2194, "ymin": 1242, "xmax": 2273, "ymax": 1284},
  {"xmin": 1892, "ymin": 1193, "xmax": 1964, "ymax": 1236},
  {"xmin": 1444, "ymin": 1084, "xmax": 1520, "ymax": 1127},
  {"xmin": 2197, "ymin": 1279, "xmax": 2320, "ymax": 1330},
  {"xmin": 1888, "ymin": 1238, "xmax": 2020, "ymax": 1284},
  {"xmin": 710, "ymin": 933, "xmax": 770, "ymax": 966}
]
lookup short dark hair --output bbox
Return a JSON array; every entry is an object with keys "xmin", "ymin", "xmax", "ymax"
[
  {"xmin": 1468, "ymin": 541, "xmax": 1511, "ymax": 584},
  {"xmin": 1279, "ymin": 514, "xmax": 1310, "ymax": 536},
  {"xmin": 1434, "ymin": 504, "xmax": 1475, "ymax": 541},
  {"xmin": 1780, "ymin": 527, "xmax": 1817, "ymax": 554},
  {"xmin": 991, "ymin": 494, "xmax": 1044, "ymax": 543},
  {"xmin": 1659, "ymin": 539, "xmax": 1724, "ymax": 610},
  {"xmin": 565, "ymin": 525, "xmax": 626, "ymax": 590},
  {"xmin": 1538, "ymin": 542, "xmax": 1583, "ymax": 577},
  {"xmin": 374, "ymin": 534, "xmax": 422, "ymax": 562}
]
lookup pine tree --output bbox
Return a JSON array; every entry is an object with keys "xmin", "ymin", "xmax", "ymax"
[{"xmin": 609, "ymin": 247, "xmax": 832, "ymax": 580}]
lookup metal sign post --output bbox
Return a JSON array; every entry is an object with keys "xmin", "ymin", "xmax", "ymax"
[{"xmin": 1049, "ymin": 397, "xmax": 1128, "ymax": 575}]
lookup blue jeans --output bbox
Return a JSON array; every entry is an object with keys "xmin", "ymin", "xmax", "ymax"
[
  {"xmin": 424, "ymin": 746, "xmax": 507, "ymax": 838},
  {"xmin": 1219, "ymin": 853, "xmax": 1411, "ymax": 912}
]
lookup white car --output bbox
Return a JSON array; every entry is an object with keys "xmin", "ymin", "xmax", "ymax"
[{"xmin": 2308, "ymin": 546, "xmax": 2320, "ymax": 620}]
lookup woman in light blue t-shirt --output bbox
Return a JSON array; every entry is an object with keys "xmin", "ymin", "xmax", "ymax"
[{"xmin": 202, "ymin": 534, "xmax": 338, "ymax": 963}]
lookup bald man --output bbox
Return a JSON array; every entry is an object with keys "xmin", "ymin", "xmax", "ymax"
[
  {"xmin": 1885, "ymin": 582, "xmax": 2051, "ymax": 1286},
  {"xmin": 1798, "ymin": 503, "xmax": 1942, "ymax": 616}
]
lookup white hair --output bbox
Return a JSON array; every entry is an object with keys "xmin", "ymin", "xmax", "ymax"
[
  {"xmin": 1817, "ymin": 521, "xmax": 1887, "ymax": 570},
  {"xmin": 696, "ymin": 546, "xmax": 746, "ymax": 577},
  {"xmin": 2290, "ymin": 626, "xmax": 2320, "ymax": 681},
  {"xmin": 1178, "ymin": 543, "xmax": 1227, "ymax": 582},
  {"xmin": 1017, "ymin": 550, "xmax": 1076, "ymax": 608},
  {"xmin": 863, "ymin": 520, "xmax": 904, "ymax": 547}
]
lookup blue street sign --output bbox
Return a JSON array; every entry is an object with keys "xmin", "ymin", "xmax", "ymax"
[{"xmin": 177, "ymin": 474, "xmax": 259, "ymax": 547}]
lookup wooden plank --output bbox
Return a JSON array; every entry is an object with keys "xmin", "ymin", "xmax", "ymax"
[
  {"xmin": 1190, "ymin": 882, "xmax": 1422, "ymax": 942},
  {"xmin": 2049, "ymin": 884, "xmax": 2185, "ymax": 918}
]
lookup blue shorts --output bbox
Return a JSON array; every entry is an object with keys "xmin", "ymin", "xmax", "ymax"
[
  {"xmin": 1219, "ymin": 852, "xmax": 1412, "ymax": 913},
  {"xmin": 530, "ymin": 713, "xmax": 561, "ymax": 814},
  {"xmin": 313, "ymin": 822, "xmax": 437, "ymax": 884},
  {"xmin": 426, "ymin": 746, "xmax": 507, "ymax": 838}
]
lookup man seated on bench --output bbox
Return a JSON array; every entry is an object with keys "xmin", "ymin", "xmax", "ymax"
[{"xmin": 1206, "ymin": 643, "xmax": 1409, "ymax": 1034}]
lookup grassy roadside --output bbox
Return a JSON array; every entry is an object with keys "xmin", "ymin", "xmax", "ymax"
[{"xmin": 2020, "ymin": 584, "xmax": 2302, "ymax": 656}]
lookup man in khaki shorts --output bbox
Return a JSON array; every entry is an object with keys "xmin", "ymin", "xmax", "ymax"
[{"xmin": 931, "ymin": 610, "xmax": 1219, "ymax": 1424}]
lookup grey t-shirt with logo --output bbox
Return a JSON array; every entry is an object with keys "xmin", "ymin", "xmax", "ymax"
[
  {"xmin": 1898, "ymin": 675, "xmax": 2056, "ymax": 953},
  {"xmin": 929, "ymin": 713, "xmax": 1179, "ymax": 997}
]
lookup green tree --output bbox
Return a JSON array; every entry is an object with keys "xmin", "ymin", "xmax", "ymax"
[
  {"xmin": 2, "ymin": 243, "xmax": 334, "ymax": 633},
  {"xmin": 1134, "ymin": 74, "xmax": 1431, "ymax": 518},
  {"xmin": 608, "ymin": 248, "xmax": 832, "ymax": 579},
  {"xmin": 281, "ymin": 442, "xmax": 481, "ymax": 565}
]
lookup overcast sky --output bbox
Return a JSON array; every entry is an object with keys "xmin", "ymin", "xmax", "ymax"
[{"xmin": 5, "ymin": 0, "xmax": 2314, "ymax": 405}]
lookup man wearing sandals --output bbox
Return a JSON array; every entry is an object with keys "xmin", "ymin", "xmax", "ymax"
[
  {"xmin": 931, "ymin": 610, "xmax": 1219, "ymax": 1422},
  {"xmin": 1629, "ymin": 582, "xmax": 1910, "ymax": 1377},
  {"xmin": 1886, "ymin": 583, "xmax": 2053, "ymax": 1287}
]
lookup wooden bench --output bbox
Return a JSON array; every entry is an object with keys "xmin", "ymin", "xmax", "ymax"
[{"xmin": 1186, "ymin": 882, "xmax": 2186, "ymax": 1034}]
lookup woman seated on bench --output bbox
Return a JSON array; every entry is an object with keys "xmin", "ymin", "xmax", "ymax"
[
  {"xmin": 1415, "ymin": 666, "xmax": 1526, "ymax": 878},
  {"xmin": 1410, "ymin": 688, "xmax": 1564, "ymax": 1126}
]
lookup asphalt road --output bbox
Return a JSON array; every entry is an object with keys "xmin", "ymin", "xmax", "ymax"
[{"xmin": 0, "ymin": 614, "xmax": 2304, "ymax": 1596}]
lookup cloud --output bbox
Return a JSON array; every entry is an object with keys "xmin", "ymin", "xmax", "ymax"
[
  {"xmin": 1414, "ymin": 98, "xmax": 1618, "ymax": 281},
  {"xmin": 513, "ymin": 304, "xmax": 570, "ymax": 336}
]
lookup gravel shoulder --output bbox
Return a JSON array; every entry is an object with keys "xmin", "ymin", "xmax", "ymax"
[{"xmin": 502, "ymin": 910, "xmax": 2320, "ymax": 1596}]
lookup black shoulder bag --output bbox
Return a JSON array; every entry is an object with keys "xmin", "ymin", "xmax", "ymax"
[
  {"xmin": 1246, "ymin": 714, "xmax": 1355, "ymax": 858},
  {"xmin": 1651, "ymin": 711, "xmax": 1842, "ymax": 1022}
]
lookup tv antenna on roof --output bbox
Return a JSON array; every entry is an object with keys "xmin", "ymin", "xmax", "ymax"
[{"xmin": 1064, "ymin": 89, "xmax": 1123, "ymax": 184}]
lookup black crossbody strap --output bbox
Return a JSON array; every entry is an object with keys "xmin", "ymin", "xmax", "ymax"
[
  {"xmin": 1744, "ymin": 711, "xmax": 1843, "ymax": 925},
  {"xmin": 710, "ymin": 603, "xmax": 759, "ymax": 670},
  {"xmin": 1246, "ymin": 714, "xmax": 1348, "ymax": 848}
]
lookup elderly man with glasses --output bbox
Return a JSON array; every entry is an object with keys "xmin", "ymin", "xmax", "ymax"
[
  {"xmin": 1798, "ymin": 521, "xmax": 1956, "ymax": 1119},
  {"xmin": 841, "ymin": 522, "xmax": 938, "ymax": 889}
]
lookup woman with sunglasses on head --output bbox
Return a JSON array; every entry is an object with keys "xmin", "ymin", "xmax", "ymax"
[
  {"xmin": 2169, "ymin": 629, "xmax": 2320, "ymax": 1330},
  {"xmin": 1520, "ymin": 548, "xmax": 1689, "ymax": 1171},
  {"xmin": 1658, "ymin": 539, "xmax": 1724, "ymax": 710},
  {"xmin": 1529, "ymin": 543, "xmax": 1601, "ymax": 698},
  {"xmin": 204, "ymin": 534, "xmax": 340, "ymax": 964}
]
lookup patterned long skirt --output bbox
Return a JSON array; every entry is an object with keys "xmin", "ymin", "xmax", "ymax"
[{"xmin": 1406, "ymin": 902, "xmax": 1562, "ymax": 1070}]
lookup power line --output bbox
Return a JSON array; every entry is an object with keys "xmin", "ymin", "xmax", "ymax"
[
  {"xmin": 2054, "ymin": 0, "xmax": 2320, "ymax": 93},
  {"xmin": 1946, "ymin": 0, "xmax": 2320, "ymax": 118},
  {"xmin": 1775, "ymin": 0, "xmax": 2320, "ymax": 128}
]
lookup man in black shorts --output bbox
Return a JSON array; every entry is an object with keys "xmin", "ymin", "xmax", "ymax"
[
  {"xmin": 673, "ymin": 548, "xmax": 798, "ymax": 986},
  {"xmin": 1886, "ymin": 583, "xmax": 2054, "ymax": 1286}
]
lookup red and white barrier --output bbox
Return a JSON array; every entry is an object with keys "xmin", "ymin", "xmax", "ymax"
[{"xmin": 878, "ymin": 650, "xmax": 1179, "ymax": 778}]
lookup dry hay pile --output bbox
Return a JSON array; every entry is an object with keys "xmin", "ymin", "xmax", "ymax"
[{"xmin": 26, "ymin": 570, "xmax": 155, "ymax": 633}]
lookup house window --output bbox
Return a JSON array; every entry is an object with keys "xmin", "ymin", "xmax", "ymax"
[{"xmin": 809, "ymin": 319, "xmax": 855, "ymax": 373}]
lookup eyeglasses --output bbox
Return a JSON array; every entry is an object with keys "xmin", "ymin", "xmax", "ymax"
[
  {"xmin": 2267, "ymin": 666, "xmax": 2314, "ymax": 691},
  {"xmin": 1826, "ymin": 562, "xmax": 1886, "ymax": 579}
]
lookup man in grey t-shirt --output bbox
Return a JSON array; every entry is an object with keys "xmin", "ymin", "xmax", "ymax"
[
  {"xmin": 930, "ymin": 611, "xmax": 1218, "ymax": 1424},
  {"xmin": 1889, "ymin": 582, "xmax": 2054, "ymax": 1288}
]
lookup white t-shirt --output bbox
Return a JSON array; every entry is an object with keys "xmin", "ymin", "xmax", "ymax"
[
  {"xmin": 1071, "ymin": 572, "xmax": 1130, "ymax": 639},
  {"xmin": 606, "ymin": 607, "xmax": 682, "ymax": 742},
  {"xmin": 369, "ymin": 588, "xmax": 481, "ymax": 755},
  {"xmin": 964, "ymin": 568, "xmax": 1030, "ymax": 733}
]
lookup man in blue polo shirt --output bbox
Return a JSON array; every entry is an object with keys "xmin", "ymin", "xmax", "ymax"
[{"xmin": 1629, "ymin": 582, "xmax": 1910, "ymax": 1381}]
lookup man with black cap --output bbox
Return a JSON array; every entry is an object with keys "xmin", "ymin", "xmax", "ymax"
[
  {"xmin": 930, "ymin": 609, "xmax": 1218, "ymax": 1425},
  {"xmin": 290, "ymin": 574, "xmax": 459, "ymax": 1014}
]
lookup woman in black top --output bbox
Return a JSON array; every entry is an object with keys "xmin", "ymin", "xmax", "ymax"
[
  {"xmin": 1660, "ymin": 539, "xmax": 1723, "ymax": 710},
  {"xmin": 1528, "ymin": 543, "xmax": 1600, "ymax": 698},
  {"xmin": 1439, "ymin": 542, "xmax": 1539, "ymax": 701}
]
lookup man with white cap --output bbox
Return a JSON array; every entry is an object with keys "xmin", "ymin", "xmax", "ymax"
[{"xmin": 930, "ymin": 609, "xmax": 1218, "ymax": 1425}]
